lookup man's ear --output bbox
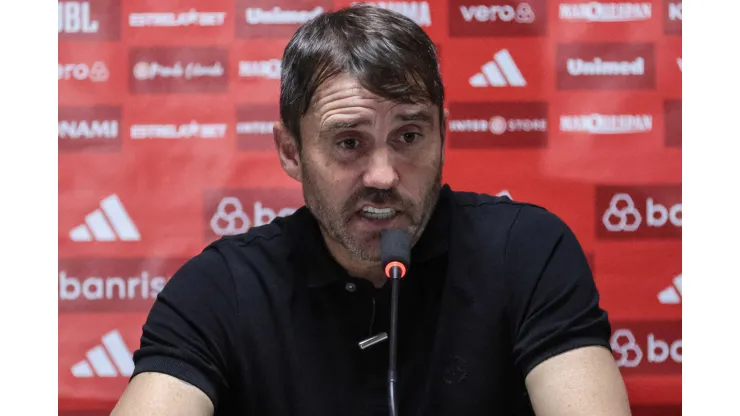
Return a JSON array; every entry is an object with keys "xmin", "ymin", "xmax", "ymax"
[
  {"xmin": 441, "ymin": 108, "xmax": 449, "ymax": 163},
  {"xmin": 273, "ymin": 122, "xmax": 302, "ymax": 183},
  {"xmin": 441, "ymin": 108, "xmax": 449, "ymax": 139}
]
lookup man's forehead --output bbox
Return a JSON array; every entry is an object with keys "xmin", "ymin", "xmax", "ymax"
[{"xmin": 308, "ymin": 74, "xmax": 436, "ymax": 117}]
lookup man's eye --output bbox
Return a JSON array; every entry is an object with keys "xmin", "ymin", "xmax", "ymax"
[
  {"xmin": 401, "ymin": 132, "xmax": 421, "ymax": 144},
  {"xmin": 338, "ymin": 138, "xmax": 360, "ymax": 149}
]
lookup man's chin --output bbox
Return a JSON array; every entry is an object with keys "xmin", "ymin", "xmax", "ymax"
[{"xmin": 342, "ymin": 237, "xmax": 381, "ymax": 263}]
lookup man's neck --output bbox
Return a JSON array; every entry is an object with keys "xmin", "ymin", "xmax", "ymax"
[{"xmin": 320, "ymin": 231, "xmax": 388, "ymax": 289}]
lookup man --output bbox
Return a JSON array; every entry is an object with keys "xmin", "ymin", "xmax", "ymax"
[{"xmin": 112, "ymin": 5, "xmax": 631, "ymax": 416}]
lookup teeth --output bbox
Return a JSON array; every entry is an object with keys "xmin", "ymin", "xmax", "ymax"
[
  {"xmin": 361, "ymin": 206, "xmax": 395, "ymax": 220},
  {"xmin": 363, "ymin": 206, "xmax": 393, "ymax": 214}
]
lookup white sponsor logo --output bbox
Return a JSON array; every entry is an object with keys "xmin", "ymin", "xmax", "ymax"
[
  {"xmin": 132, "ymin": 61, "xmax": 224, "ymax": 81},
  {"xmin": 237, "ymin": 121, "xmax": 274, "ymax": 135},
  {"xmin": 668, "ymin": 2, "xmax": 681, "ymax": 20},
  {"xmin": 58, "ymin": 62, "xmax": 109, "ymax": 82},
  {"xmin": 238, "ymin": 60, "xmax": 281, "ymax": 79},
  {"xmin": 496, "ymin": 189, "xmax": 512, "ymax": 199},
  {"xmin": 560, "ymin": 114, "xmax": 652, "ymax": 134},
  {"xmin": 59, "ymin": 271, "xmax": 167, "ymax": 302},
  {"xmin": 658, "ymin": 274, "xmax": 682, "ymax": 304},
  {"xmin": 469, "ymin": 49, "xmax": 526, "ymax": 87},
  {"xmin": 130, "ymin": 122, "xmax": 227, "ymax": 139},
  {"xmin": 129, "ymin": 10, "xmax": 227, "ymax": 27},
  {"xmin": 354, "ymin": 2, "xmax": 432, "ymax": 26},
  {"xmin": 59, "ymin": 1, "xmax": 99, "ymax": 34},
  {"xmin": 567, "ymin": 57, "xmax": 644, "ymax": 76},
  {"xmin": 210, "ymin": 197, "xmax": 297, "ymax": 235},
  {"xmin": 59, "ymin": 120, "xmax": 119, "ymax": 139},
  {"xmin": 449, "ymin": 116, "xmax": 546, "ymax": 135},
  {"xmin": 676, "ymin": 57, "xmax": 682, "ymax": 72},
  {"xmin": 245, "ymin": 7, "xmax": 324, "ymax": 24},
  {"xmin": 602, "ymin": 193, "xmax": 681, "ymax": 232},
  {"xmin": 611, "ymin": 329, "xmax": 681, "ymax": 367},
  {"xmin": 71, "ymin": 330, "xmax": 134, "ymax": 378},
  {"xmin": 460, "ymin": 3, "xmax": 535, "ymax": 23},
  {"xmin": 69, "ymin": 195, "xmax": 141, "ymax": 242},
  {"xmin": 559, "ymin": 2, "xmax": 651, "ymax": 22}
]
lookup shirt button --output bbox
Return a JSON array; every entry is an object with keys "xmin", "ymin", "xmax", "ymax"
[{"xmin": 345, "ymin": 282, "xmax": 356, "ymax": 292}]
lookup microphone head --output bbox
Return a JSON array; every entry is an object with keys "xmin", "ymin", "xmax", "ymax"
[{"xmin": 380, "ymin": 229, "xmax": 411, "ymax": 271}]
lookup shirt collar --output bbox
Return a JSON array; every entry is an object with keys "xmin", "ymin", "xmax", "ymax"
[{"xmin": 287, "ymin": 184, "xmax": 453, "ymax": 289}]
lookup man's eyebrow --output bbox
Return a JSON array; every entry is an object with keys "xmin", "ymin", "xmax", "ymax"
[
  {"xmin": 320, "ymin": 118, "xmax": 373, "ymax": 134},
  {"xmin": 396, "ymin": 110, "xmax": 433, "ymax": 123}
]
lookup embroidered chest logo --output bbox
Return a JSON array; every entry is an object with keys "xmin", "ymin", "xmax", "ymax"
[{"xmin": 443, "ymin": 356, "xmax": 468, "ymax": 384}]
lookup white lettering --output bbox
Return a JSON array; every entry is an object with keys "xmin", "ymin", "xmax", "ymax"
[
  {"xmin": 130, "ymin": 122, "xmax": 228, "ymax": 139},
  {"xmin": 646, "ymin": 198, "xmax": 682, "ymax": 227},
  {"xmin": 58, "ymin": 62, "xmax": 108, "ymax": 82},
  {"xmin": 238, "ymin": 60, "xmax": 281, "ymax": 79},
  {"xmin": 506, "ymin": 118, "xmax": 546, "ymax": 132},
  {"xmin": 253, "ymin": 202, "xmax": 296, "ymax": 226},
  {"xmin": 129, "ymin": 10, "xmax": 227, "ymax": 27},
  {"xmin": 237, "ymin": 121, "xmax": 274, "ymax": 135},
  {"xmin": 461, "ymin": 5, "xmax": 513, "ymax": 22},
  {"xmin": 559, "ymin": 114, "xmax": 652, "ymax": 134},
  {"xmin": 133, "ymin": 61, "xmax": 223, "ymax": 81},
  {"xmin": 59, "ymin": 270, "xmax": 168, "ymax": 301},
  {"xmin": 185, "ymin": 62, "xmax": 224, "ymax": 79},
  {"xmin": 448, "ymin": 118, "xmax": 545, "ymax": 134},
  {"xmin": 668, "ymin": 2, "xmax": 682, "ymax": 20},
  {"xmin": 245, "ymin": 7, "xmax": 324, "ymax": 24},
  {"xmin": 59, "ymin": 120, "xmax": 119, "ymax": 139},
  {"xmin": 133, "ymin": 62, "xmax": 182, "ymax": 80},
  {"xmin": 449, "ymin": 119, "xmax": 489, "ymax": 132},
  {"xmin": 459, "ymin": 3, "xmax": 535, "ymax": 23},
  {"xmin": 567, "ymin": 57, "xmax": 645, "ymax": 76},
  {"xmin": 559, "ymin": 2, "xmax": 651, "ymax": 22},
  {"xmin": 59, "ymin": 1, "xmax": 99, "ymax": 34},
  {"xmin": 648, "ymin": 334, "xmax": 682, "ymax": 363}
]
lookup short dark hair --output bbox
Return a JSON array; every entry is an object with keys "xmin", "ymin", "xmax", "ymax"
[{"xmin": 279, "ymin": 4, "xmax": 444, "ymax": 150}]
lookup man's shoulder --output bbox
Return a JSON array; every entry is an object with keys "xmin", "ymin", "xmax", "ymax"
[
  {"xmin": 203, "ymin": 215, "xmax": 295, "ymax": 265},
  {"xmin": 447, "ymin": 188, "xmax": 567, "ymax": 235}
]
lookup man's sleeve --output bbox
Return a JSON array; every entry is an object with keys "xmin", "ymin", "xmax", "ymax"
[
  {"xmin": 505, "ymin": 205, "xmax": 613, "ymax": 378},
  {"xmin": 130, "ymin": 246, "xmax": 240, "ymax": 408}
]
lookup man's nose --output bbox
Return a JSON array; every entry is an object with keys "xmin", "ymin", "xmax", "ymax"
[{"xmin": 363, "ymin": 149, "xmax": 399, "ymax": 190}]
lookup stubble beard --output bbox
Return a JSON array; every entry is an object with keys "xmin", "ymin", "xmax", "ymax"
[{"xmin": 301, "ymin": 162, "xmax": 443, "ymax": 265}]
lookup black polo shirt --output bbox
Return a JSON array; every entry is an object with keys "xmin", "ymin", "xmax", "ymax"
[{"xmin": 131, "ymin": 184, "xmax": 612, "ymax": 415}]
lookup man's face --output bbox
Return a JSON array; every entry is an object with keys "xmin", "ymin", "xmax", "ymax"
[{"xmin": 296, "ymin": 73, "xmax": 445, "ymax": 263}]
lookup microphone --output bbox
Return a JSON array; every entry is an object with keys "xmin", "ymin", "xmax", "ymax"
[{"xmin": 380, "ymin": 229, "xmax": 410, "ymax": 416}]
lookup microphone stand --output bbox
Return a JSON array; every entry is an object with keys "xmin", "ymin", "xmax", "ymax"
[{"xmin": 388, "ymin": 265, "xmax": 402, "ymax": 416}]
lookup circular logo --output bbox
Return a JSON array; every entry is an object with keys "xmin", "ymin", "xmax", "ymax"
[
  {"xmin": 516, "ymin": 3, "xmax": 536, "ymax": 23},
  {"xmin": 489, "ymin": 116, "xmax": 507, "ymax": 135},
  {"xmin": 210, "ymin": 197, "xmax": 250, "ymax": 236},
  {"xmin": 602, "ymin": 193, "xmax": 642, "ymax": 232},
  {"xmin": 133, "ymin": 62, "xmax": 151, "ymax": 81},
  {"xmin": 70, "ymin": 64, "xmax": 89, "ymax": 81},
  {"xmin": 610, "ymin": 329, "xmax": 643, "ymax": 368},
  {"xmin": 89, "ymin": 61, "xmax": 109, "ymax": 82}
]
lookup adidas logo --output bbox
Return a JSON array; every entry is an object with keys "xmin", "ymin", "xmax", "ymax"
[
  {"xmin": 71, "ymin": 330, "xmax": 134, "ymax": 378},
  {"xmin": 658, "ymin": 274, "xmax": 682, "ymax": 304},
  {"xmin": 69, "ymin": 194, "xmax": 141, "ymax": 242},
  {"xmin": 469, "ymin": 49, "xmax": 527, "ymax": 88}
]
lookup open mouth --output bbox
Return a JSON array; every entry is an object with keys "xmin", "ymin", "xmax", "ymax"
[{"xmin": 359, "ymin": 206, "xmax": 397, "ymax": 221}]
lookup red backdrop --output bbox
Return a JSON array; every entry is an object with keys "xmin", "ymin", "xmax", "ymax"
[{"xmin": 58, "ymin": 0, "xmax": 682, "ymax": 413}]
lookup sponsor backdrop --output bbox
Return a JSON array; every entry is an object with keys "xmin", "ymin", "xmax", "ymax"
[{"xmin": 59, "ymin": 0, "xmax": 682, "ymax": 413}]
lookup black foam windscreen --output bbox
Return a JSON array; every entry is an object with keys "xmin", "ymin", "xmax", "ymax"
[{"xmin": 380, "ymin": 229, "xmax": 411, "ymax": 267}]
